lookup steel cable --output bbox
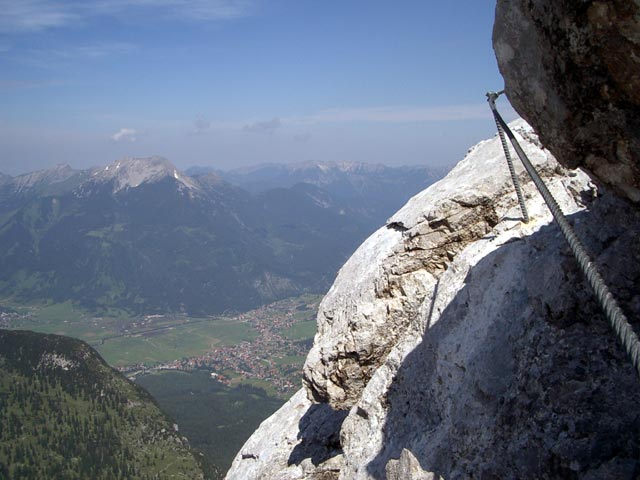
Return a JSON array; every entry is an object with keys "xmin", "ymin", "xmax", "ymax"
[
  {"xmin": 487, "ymin": 92, "xmax": 640, "ymax": 378},
  {"xmin": 487, "ymin": 91, "xmax": 530, "ymax": 223}
]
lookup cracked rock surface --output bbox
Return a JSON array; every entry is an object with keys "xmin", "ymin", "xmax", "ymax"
[
  {"xmin": 226, "ymin": 120, "xmax": 640, "ymax": 479},
  {"xmin": 303, "ymin": 120, "xmax": 563, "ymax": 411}
]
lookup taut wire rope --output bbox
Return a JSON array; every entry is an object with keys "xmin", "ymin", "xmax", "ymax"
[{"xmin": 487, "ymin": 90, "xmax": 640, "ymax": 378}]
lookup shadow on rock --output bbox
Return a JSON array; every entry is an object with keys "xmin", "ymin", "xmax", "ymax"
[
  {"xmin": 288, "ymin": 402, "xmax": 349, "ymax": 467},
  {"xmin": 365, "ymin": 193, "xmax": 640, "ymax": 479}
]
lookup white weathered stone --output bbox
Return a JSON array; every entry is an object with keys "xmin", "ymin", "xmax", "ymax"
[
  {"xmin": 337, "ymin": 156, "xmax": 593, "ymax": 479},
  {"xmin": 226, "ymin": 119, "xmax": 640, "ymax": 479},
  {"xmin": 225, "ymin": 389, "xmax": 310, "ymax": 480},
  {"xmin": 303, "ymin": 120, "xmax": 565, "ymax": 410},
  {"xmin": 226, "ymin": 388, "xmax": 347, "ymax": 480},
  {"xmin": 386, "ymin": 449, "xmax": 444, "ymax": 480}
]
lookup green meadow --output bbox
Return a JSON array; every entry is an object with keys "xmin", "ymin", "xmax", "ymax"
[
  {"xmin": 282, "ymin": 319, "xmax": 317, "ymax": 340},
  {"xmin": 1, "ymin": 294, "xmax": 318, "ymax": 369},
  {"xmin": 96, "ymin": 318, "xmax": 258, "ymax": 367},
  {"xmin": 1, "ymin": 300, "xmax": 259, "ymax": 367}
]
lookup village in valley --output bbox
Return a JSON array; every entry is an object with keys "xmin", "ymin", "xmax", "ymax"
[
  {"xmin": 0, "ymin": 294, "xmax": 321, "ymax": 398},
  {"xmin": 117, "ymin": 295, "xmax": 321, "ymax": 396}
]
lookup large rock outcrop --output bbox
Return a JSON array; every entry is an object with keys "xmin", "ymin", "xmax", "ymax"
[
  {"xmin": 302, "ymin": 122, "xmax": 550, "ymax": 410},
  {"xmin": 226, "ymin": 5, "xmax": 640, "ymax": 477},
  {"xmin": 226, "ymin": 121, "xmax": 640, "ymax": 479},
  {"xmin": 493, "ymin": 0, "xmax": 640, "ymax": 203}
]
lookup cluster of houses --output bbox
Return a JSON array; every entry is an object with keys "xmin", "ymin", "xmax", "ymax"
[{"xmin": 120, "ymin": 296, "xmax": 320, "ymax": 394}]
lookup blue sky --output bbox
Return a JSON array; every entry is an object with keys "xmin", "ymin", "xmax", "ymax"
[{"xmin": 0, "ymin": 0, "xmax": 514, "ymax": 175}]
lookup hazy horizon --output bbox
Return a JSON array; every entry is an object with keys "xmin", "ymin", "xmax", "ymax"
[
  {"xmin": 1, "ymin": 155, "xmax": 458, "ymax": 177},
  {"xmin": 0, "ymin": 1, "xmax": 515, "ymax": 176}
]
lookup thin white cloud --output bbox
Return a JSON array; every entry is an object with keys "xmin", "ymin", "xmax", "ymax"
[
  {"xmin": 288, "ymin": 104, "xmax": 505, "ymax": 125},
  {"xmin": 110, "ymin": 128, "xmax": 138, "ymax": 142},
  {"xmin": 64, "ymin": 42, "xmax": 138, "ymax": 59},
  {"xmin": 0, "ymin": 79, "xmax": 64, "ymax": 89},
  {"xmin": 17, "ymin": 42, "xmax": 138, "ymax": 69},
  {"xmin": 0, "ymin": 0, "xmax": 254, "ymax": 33},
  {"xmin": 0, "ymin": 1, "xmax": 78, "ymax": 33},
  {"xmin": 243, "ymin": 117, "xmax": 281, "ymax": 135},
  {"xmin": 120, "ymin": 0, "xmax": 255, "ymax": 21},
  {"xmin": 293, "ymin": 133, "xmax": 312, "ymax": 143},
  {"xmin": 193, "ymin": 115, "xmax": 211, "ymax": 134}
]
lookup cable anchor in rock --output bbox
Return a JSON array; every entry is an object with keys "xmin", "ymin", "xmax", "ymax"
[{"xmin": 487, "ymin": 90, "xmax": 529, "ymax": 223}]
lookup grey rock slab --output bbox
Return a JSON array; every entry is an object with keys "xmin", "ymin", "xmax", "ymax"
[
  {"xmin": 303, "ymin": 120, "xmax": 567, "ymax": 411},
  {"xmin": 226, "ymin": 119, "xmax": 640, "ymax": 479},
  {"xmin": 494, "ymin": 0, "xmax": 640, "ymax": 203}
]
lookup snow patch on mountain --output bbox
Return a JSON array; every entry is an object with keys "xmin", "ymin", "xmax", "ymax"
[{"xmin": 93, "ymin": 156, "xmax": 199, "ymax": 193}]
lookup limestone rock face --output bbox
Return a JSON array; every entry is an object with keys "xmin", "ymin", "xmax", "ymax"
[
  {"xmin": 336, "ymin": 193, "xmax": 640, "ymax": 480},
  {"xmin": 303, "ymin": 120, "xmax": 556, "ymax": 411},
  {"xmin": 493, "ymin": 0, "xmax": 640, "ymax": 203},
  {"xmin": 226, "ymin": 121, "xmax": 640, "ymax": 479},
  {"xmin": 386, "ymin": 450, "xmax": 444, "ymax": 480},
  {"xmin": 225, "ymin": 388, "xmax": 347, "ymax": 480}
]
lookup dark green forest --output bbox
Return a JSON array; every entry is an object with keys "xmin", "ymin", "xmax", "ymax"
[
  {"xmin": 137, "ymin": 370, "xmax": 285, "ymax": 479},
  {"xmin": 0, "ymin": 330, "xmax": 203, "ymax": 479}
]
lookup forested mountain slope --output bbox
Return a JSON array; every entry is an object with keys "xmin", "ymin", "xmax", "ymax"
[
  {"xmin": 0, "ymin": 158, "xmax": 445, "ymax": 314},
  {"xmin": 0, "ymin": 329, "xmax": 203, "ymax": 479}
]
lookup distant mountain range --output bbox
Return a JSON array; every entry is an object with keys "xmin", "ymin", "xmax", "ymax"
[
  {"xmin": 0, "ymin": 158, "xmax": 448, "ymax": 314},
  {"xmin": 188, "ymin": 161, "xmax": 449, "ymax": 222}
]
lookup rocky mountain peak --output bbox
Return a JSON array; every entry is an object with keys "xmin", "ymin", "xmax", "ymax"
[
  {"xmin": 92, "ymin": 156, "xmax": 199, "ymax": 193},
  {"xmin": 11, "ymin": 163, "xmax": 76, "ymax": 191},
  {"xmin": 334, "ymin": 161, "xmax": 386, "ymax": 174},
  {"xmin": 285, "ymin": 161, "xmax": 385, "ymax": 174}
]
